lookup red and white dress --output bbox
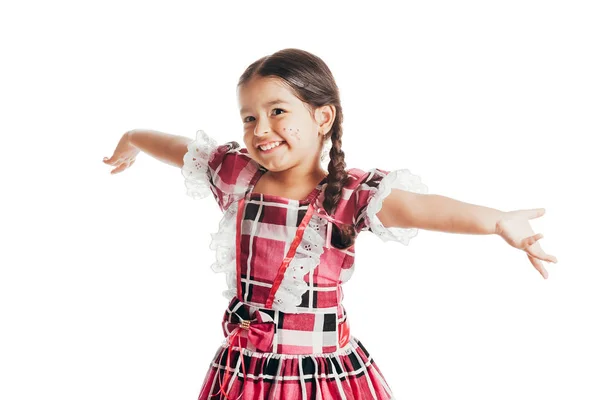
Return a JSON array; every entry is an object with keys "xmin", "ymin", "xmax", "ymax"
[{"xmin": 181, "ymin": 130, "xmax": 428, "ymax": 400}]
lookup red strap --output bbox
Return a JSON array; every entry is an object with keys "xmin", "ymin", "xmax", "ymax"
[
  {"xmin": 265, "ymin": 202, "xmax": 315, "ymax": 308},
  {"xmin": 235, "ymin": 196, "xmax": 317, "ymax": 309}
]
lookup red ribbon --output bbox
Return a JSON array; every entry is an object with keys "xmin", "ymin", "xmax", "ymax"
[
  {"xmin": 212, "ymin": 312, "xmax": 276, "ymax": 399},
  {"xmin": 224, "ymin": 312, "xmax": 276, "ymax": 353}
]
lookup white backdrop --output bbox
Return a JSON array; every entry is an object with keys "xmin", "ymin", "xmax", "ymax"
[{"xmin": 1, "ymin": 1, "xmax": 597, "ymax": 399}]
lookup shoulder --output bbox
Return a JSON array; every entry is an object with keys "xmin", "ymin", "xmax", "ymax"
[
  {"xmin": 208, "ymin": 140, "xmax": 257, "ymax": 181},
  {"xmin": 345, "ymin": 168, "xmax": 389, "ymax": 190},
  {"xmin": 181, "ymin": 130, "xmax": 261, "ymax": 209},
  {"xmin": 317, "ymin": 168, "xmax": 388, "ymax": 224}
]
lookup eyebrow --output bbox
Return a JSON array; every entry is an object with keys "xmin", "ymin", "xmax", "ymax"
[{"xmin": 240, "ymin": 99, "xmax": 288, "ymax": 114}]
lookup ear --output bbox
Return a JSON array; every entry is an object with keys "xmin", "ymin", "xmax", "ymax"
[{"xmin": 316, "ymin": 105, "xmax": 336, "ymax": 136}]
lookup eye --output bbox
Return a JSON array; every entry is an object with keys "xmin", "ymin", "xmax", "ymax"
[{"xmin": 242, "ymin": 109, "xmax": 285, "ymax": 124}]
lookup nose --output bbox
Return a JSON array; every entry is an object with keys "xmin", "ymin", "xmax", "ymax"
[{"xmin": 253, "ymin": 117, "xmax": 270, "ymax": 137}]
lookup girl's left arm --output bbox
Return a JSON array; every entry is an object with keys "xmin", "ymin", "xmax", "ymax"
[{"xmin": 376, "ymin": 190, "xmax": 558, "ymax": 278}]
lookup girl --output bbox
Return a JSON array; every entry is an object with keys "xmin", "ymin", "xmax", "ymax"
[{"xmin": 103, "ymin": 48, "xmax": 557, "ymax": 400}]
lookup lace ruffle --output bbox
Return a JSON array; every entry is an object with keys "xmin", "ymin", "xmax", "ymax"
[
  {"xmin": 271, "ymin": 213, "xmax": 327, "ymax": 313},
  {"xmin": 181, "ymin": 129, "xmax": 219, "ymax": 200},
  {"xmin": 208, "ymin": 201, "xmax": 239, "ymax": 300},
  {"xmin": 207, "ymin": 202, "xmax": 328, "ymax": 308},
  {"xmin": 365, "ymin": 169, "xmax": 428, "ymax": 245}
]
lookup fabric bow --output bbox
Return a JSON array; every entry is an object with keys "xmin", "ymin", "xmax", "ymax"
[
  {"xmin": 224, "ymin": 310, "xmax": 276, "ymax": 352},
  {"xmin": 214, "ymin": 311, "xmax": 276, "ymax": 399}
]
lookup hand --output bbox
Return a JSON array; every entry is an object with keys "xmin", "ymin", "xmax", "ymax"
[
  {"xmin": 103, "ymin": 131, "xmax": 140, "ymax": 174},
  {"xmin": 495, "ymin": 208, "xmax": 558, "ymax": 279}
]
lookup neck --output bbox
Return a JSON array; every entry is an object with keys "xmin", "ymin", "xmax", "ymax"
[{"xmin": 264, "ymin": 165, "xmax": 328, "ymax": 186}]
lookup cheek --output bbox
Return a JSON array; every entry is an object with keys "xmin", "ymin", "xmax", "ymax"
[{"xmin": 283, "ymin": 127, "xmax": 301, "ymax": 140}]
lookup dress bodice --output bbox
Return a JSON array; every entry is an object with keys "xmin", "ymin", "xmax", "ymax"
[{"xmin": 181, "ymin": 129, "xmax": 428, "ymax": 354}]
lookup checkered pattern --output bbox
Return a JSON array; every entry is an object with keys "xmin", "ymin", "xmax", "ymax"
[
  {"xmin": 198, "ymin": 336, "xmax": 395, "ymax": 400},
  {"xmin": 222, "ymin": 297, "xmax": 346, "ymax": 355},
  {"xmin": 238, "ymin": 192, "xmax": 342, "ymax": 313},
  {"xmin": 204, "ymin": 143, "xmax": 397, "ymax": 311},
  {"xmin": 205, "ymin": 142, "xmax": 262, "ymax": 212},
  {"xmin": 185, "ymin": 138, "xmax": 404, "ymax": 398},
  {"xmin": 204, "ymin": 142, "xmax": 392, "ymax": 236}
]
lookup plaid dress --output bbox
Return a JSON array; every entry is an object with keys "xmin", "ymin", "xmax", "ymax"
[{"xmin": 181, "ymin": 130, "xmax": 428, "ymax": 400}]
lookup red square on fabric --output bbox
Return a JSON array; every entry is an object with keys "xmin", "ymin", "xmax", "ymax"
[
  {"xmin": 313, "ymin": 288, "xmax": 338, "ymax": 308},
  {"xmin": 247, "ymin": 237, "xmax": 285, "ymax": 282},
  {"xmin": 281, "ymin": 313, "xmax": 316, "ymax": 331},
  {"xmin": 245, "ymin": 285, "xmax": 270, "ymax": 304},
  {"xmin": 277, "ymin": 344, "xmax": 313, "ymax": 354},
  {"xmin": 255, "ymin": 200, "xmax": 289, "ymax": 225}
]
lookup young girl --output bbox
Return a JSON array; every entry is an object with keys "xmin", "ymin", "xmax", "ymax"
[{"xmin": 103, "ymin": 48, "xmax": 557, "ymax": 400}]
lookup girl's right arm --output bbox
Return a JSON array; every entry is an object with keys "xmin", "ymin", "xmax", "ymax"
[{"xmin": 103, "ymin": 129, "xmax": 192, "ymax": 174}]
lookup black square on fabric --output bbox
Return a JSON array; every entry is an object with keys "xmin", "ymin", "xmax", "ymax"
[
  {"xmin": 323, "ymin": 313, "xmax": 336, "ymax": 332},
  {"xmin": 262, "ymin": 309, "xmax": 276, "ymax": 320},
  {"xmin": 300, "ymin": 290, "xmax": 310, "ymax": 308},
  {"xmin": 263, "ymin": 358, "xmax": 280, "ymax": 383},
  {"xmin": 347, "ymin": 351, "xmax": 365, "ymax": 377},
  {"xmin": 357, "ymin": 340, "xmax": 370, "ymax": 358},
  {"xmin": 311, "ymin": 287, "xmax": 319, "ymax": 308},
  {"xmin": 235, "ymin": 354, "xmax": 253, "ymax": 382},
  {"xmin": 296, "ymin": 207, "xmax": 308, "ymax": 225},
  {"xmin": 245, "ymin": 202, "xmax": 261, "ymax": 221},
  {"xmin": 301, "ymin": 356, "xmax": 317, "ymax": 379},
  {"xmin": 329, "ymin": 357, "xmax": 347, "ymax": 382}
]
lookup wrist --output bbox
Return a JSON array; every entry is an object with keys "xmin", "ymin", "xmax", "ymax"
[{"xmin": 493, "ymin": 210, "xmax": 507, "ymax": 235}]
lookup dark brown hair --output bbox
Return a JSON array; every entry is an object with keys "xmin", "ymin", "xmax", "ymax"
[{"xmin": 237, "ymin": 48, "xmax": 356, "ymax": 249}]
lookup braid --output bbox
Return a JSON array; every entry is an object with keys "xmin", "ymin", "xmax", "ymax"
[{"xmin": 323, "ymin": 112, "xmax": 357, "ymax": 249}]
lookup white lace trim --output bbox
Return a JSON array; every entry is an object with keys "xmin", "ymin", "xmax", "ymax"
[
  {"xmin": 271, "ymin": 213, "xmax": 327, "ymax": 313},
  {"xmin": 181, "ymin": 129, "xmax": 328, "ymax": 307},
  {"xmin": 207, "ymin": 200, "xmax": 328, "ymax": 309},
  {"xmin": 181, "ymin": 129, "xmax": 218, "ymax": 200},
  {"xmin": 365, "ymin": 169, "xmax": 429, "ymax": 245},
  {"xmin": 208, "ymin": 201, "xmax": 239, "ymax": 300}
]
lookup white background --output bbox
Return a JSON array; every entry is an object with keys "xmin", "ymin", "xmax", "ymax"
[{"xmin": 1, "ymin": 1, "xmax": 598, "ymax": 399}]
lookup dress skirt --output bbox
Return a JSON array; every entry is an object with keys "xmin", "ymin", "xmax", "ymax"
[{"xmin": 198, "ymin": 335, "xmax": 394, "ymax": 400}]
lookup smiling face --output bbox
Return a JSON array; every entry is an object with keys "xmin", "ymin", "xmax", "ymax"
[{"xmin": 237, "ymin": 75, "xmax": 332, "ymax": 173}]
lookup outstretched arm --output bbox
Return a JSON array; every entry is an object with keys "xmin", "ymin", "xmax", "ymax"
[
  {"xmin": 103, "ymin": 129, "xmax": 192, "ymax": 173},
  {"xmin": 127, "ymin": 129, "xmax": 192, "ymax": 168},
  {"xmin": 376, "ymin": 189, "xmax": 558, "ymax": 278}
]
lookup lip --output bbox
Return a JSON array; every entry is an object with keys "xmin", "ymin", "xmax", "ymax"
[
  {"xmin": 256, "ymin": 140, "xmax": 285, "ymax": 148},
  {"xmin": 258, "ymin": 141, "xmax": 286, "ymax": 154}
]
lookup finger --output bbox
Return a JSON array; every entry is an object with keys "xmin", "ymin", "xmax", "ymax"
[
  {"xmin": 103, "ymin": 155, "xmax": 116, "ymax": 164},
  {"xmin": 527, "ymin": 208, "xmax": 546, "ymax": 220},
  {"xmin": 528, "ymin": 253, "xmax": 548, "ymax": 279},
  {"xmin": 110, "ymin": 162, "xmax": 129, "ymax": 174},
  {"xmin": 525, "ymin": 240, "xmax": 558, "ymax": 264},
  {"xmin": 521, "ymin": 233, "xmax": 543, "ymax": 249},
  {"xmin": 536, "ymin": 251, "xmax": 558, "ymax": 264},
  {"xmin": 104, "ymin": 156, "xmax": 122, "ymax": 166}
]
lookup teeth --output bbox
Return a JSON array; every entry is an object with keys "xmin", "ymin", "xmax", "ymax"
[{"xmin": 259, "ymin": 141, "xmax": 283, "ymax": 151}]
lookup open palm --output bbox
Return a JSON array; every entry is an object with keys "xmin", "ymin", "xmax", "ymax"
[{"xmin": 495, "ymin": 208, "xmax": 558, "ymax": 279}]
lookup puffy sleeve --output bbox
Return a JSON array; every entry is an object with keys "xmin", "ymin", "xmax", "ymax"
[
  {"xmin": 352, "ymin": 168, "xmax": 428, "ymax": 244},
  {"xmin": 181, "ymin": 129, "xmax": 259, "ymax": 212}
]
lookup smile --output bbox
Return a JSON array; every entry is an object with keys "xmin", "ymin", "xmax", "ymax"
[{"xmin": 258, "ymin": 141, "xmax": 285, "ymax": 152}]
